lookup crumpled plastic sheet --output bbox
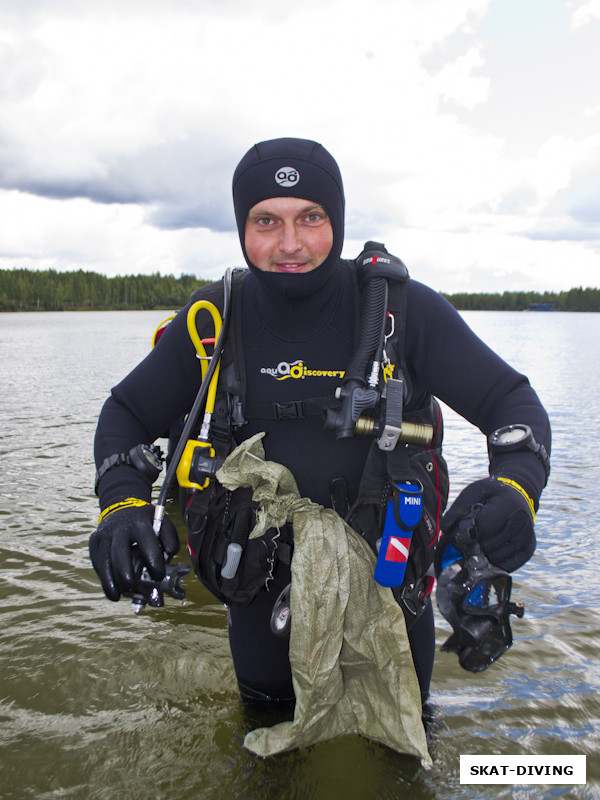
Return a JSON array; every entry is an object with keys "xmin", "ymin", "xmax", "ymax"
[{"xmin": 216, "ymin": 432, "xmax": 431, "ymax": 764}]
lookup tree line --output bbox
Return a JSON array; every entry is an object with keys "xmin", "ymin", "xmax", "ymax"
[
  {"xmin": 0, "ymin": 268, "xmax": 211, "ymax": 311},
  {"xmin": 0, "ymin": 267, "xmax": 598, "ymax": 312},
  {"xmin": 440, "ymin": 287, "xmax": 600, "ymax": 312}
]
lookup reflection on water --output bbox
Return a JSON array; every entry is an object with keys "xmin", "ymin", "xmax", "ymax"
[{"xmin": 1, "ymin": 310, "xmax": 599, "ymax": 799}]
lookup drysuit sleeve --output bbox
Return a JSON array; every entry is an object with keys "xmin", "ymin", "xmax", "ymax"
[
  {"xmin": 403, "ymin": 280, "xmax": 551, "ymax": 506},
  {"xmin": 94, "ymin": 294, "xmax": 213, "ymax": 509}
]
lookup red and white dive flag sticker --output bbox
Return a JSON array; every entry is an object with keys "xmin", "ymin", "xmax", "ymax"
[{"xmin": 385, "ymin": 536, "xmax": 411, "ymax": 562}]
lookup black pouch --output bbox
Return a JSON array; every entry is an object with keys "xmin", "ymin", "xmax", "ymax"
[
  {"xmin": 185, "ymin": 481, "xmax": 292, "ymax": 607},
  {"xmin": 389, "ymin": 446, "xmax": 449, "ymax": 625},
  {"xmin": 348, "ymin": 397, "xmax": 450, "ymax": 629}
]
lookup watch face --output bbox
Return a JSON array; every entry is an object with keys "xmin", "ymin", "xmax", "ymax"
[
  {"xmin": 489, "ymin": 424, "xmax": 550, "ymax": 484},
  {"xmin": 497, "ymin": 426, "xmax": 528, "ymax": 445},
  {"xmin": 129, "ymin": 444, "xmax": 163, "ymax": 478},
  {"xmin": 141, "ymin": 445, "xmax": 162, "ymax": 470},
  {"xmin": 490, "ymin": 424, "xmax": 532, "ymax": 449}
]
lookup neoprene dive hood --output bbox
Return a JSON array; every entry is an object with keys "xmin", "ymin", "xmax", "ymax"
[{"xmin": 232, "ymin": 137, "xmax": 345, "ymax": 298}]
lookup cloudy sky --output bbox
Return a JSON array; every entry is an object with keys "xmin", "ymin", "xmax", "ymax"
[{"xmin": 1, "ymin": 0, "xmax": 598, "ymax": 292}]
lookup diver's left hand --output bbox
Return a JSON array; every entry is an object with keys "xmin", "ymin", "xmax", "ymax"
[{"xmin": 440, "ymin": 477, "xmax": 535, "ymax": 572}]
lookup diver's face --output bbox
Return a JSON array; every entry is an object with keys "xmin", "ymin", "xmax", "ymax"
[{"xmin": 244, "ymin": 196, "xmax": 333, "ymax": 273}]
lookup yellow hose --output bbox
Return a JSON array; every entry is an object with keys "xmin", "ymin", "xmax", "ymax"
[{"xmin": 186, "ymin": 300, "xmax": 222, "ymax": 416}]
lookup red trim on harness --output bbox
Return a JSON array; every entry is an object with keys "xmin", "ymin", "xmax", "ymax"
[{"xmin": 426, "ymin": 401, "xmax": 444, "ymax": 546}]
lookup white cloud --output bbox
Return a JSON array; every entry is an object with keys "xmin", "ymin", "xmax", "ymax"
[
  {"xmin": 0, "ymin": 189, "xmax": 241, "ymax": 279},
  {"xmin": 0, "ymin": 0, "xmax": 497, "ymax": 219},
  {"xmin": 429, "ymin": 46, "xmax": 490, "ymax": 110},
  {"xmin": 570, "ymin": 0, "xmax": 600, "ymax": 29},
  {"xmin": 0, "ymin": 0, "xmax": 598, "ymax": 292}
]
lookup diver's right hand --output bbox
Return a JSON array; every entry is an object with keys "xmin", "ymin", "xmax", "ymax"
[{"xmin": 89, "ymin": 501, "xmax": 180, "ymax": 601}]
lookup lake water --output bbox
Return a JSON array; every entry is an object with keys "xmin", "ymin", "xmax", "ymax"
[{"xmin": 0, "ymin": 309, "xmax": 599, "ymax": 799}]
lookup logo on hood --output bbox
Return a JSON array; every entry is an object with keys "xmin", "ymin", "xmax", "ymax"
[{"xmin": 275, "ymin": 167, "xmax": 300, "ymax": 187}]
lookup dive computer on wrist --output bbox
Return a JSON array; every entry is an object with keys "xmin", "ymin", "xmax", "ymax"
[
  {"xmin": 488, "ymin": 424, "xmax": 550, "ymax": 485},
  {"xmin": 95, "ymin": 444, "xmax": 164, "ymax": 494}
]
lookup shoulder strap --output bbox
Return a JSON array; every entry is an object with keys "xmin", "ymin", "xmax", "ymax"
[
  {"xmin": 382, "ymin": 275, "xmax": 412, "ymax": 406},
  {"xmin": 217, "ymin": 268, "xmax": 248, "ymax": 402}
]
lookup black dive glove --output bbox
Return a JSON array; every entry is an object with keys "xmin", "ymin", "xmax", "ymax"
[
  {"xmin": 440, "ymin": 477, "xmax": 536, "ymax": 573},
  {"xmin": 89, "ymin": 501, "xmax": 180, "ymax": 601}
]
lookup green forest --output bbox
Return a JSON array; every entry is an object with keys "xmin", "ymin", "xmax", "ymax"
[
  {"xmin": 0, "ymin": 268, "xmax": 210, "ymax": 312},
  {"xmin": 0, "ymin": 267, "xmax": 599, "ymax": 312},
  {"xmin": 441, "ymin": 286, "xmax": 600, "ymax": 312}
]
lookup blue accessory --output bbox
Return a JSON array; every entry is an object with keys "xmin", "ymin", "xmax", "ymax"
[{"xmin": 374, "ymin": 481, "xmax": 423, "ymax": 587}]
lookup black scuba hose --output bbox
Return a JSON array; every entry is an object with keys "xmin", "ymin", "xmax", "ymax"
[
  {"xmin": 325, "ymin": 276, "xmax": 388, "ymax": 439},
  {"xmin": 153, "ymin": 268, "xmax": 233, "ymax": 532},
  {"xmin": 344, "ymin": 277, "xmax": 388, "ymax": 384}
]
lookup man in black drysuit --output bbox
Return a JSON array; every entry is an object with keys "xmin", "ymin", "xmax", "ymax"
[{"xmin": 90, "ymin": 137, "xmax": 551, "ymax": 707}]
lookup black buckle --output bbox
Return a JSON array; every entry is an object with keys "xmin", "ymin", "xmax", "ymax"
[{"xmin": 274, "ymin": 401, "xmax": 305, "ymax": 421}]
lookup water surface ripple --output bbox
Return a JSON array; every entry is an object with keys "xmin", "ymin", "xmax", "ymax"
[{"xmin": 1, "ymin": 310, "xmax": 598, "ymax": 799}]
